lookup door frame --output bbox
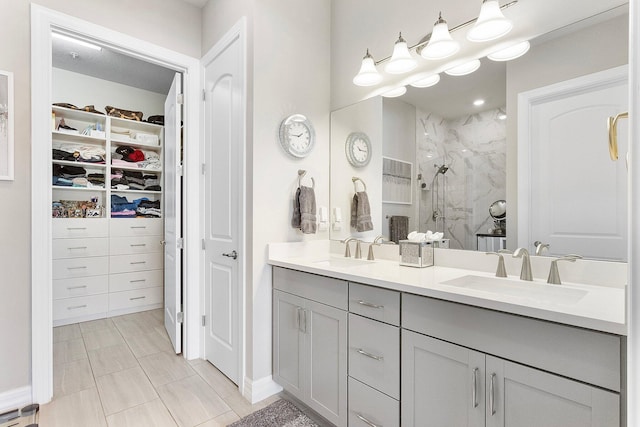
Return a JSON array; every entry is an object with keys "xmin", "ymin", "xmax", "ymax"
[
  {"xmin": 30, "ymin": 4, "xmax": 202, "ymax": 404},
  {"xmin": 199, "ymin": 17, "xmax": 247, "ymax": 397}
]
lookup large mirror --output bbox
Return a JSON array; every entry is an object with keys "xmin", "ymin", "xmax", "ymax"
[{"xmin": 330, "ymin": 2, "xmax": 629, "ymax": 261}]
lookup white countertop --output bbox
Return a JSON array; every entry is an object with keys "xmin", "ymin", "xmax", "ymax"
[{"xmin": 268, "ymin": 249, "xmax": 627, "ymax": 335}]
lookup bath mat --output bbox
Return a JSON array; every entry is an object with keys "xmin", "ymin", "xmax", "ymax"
[{"xmin": 228, "ymin": 399, "xmax": 318, "ymax": 427}]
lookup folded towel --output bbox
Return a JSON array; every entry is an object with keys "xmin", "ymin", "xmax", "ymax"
[
  {"xmin": 351, "ymin": 191, "xmax": 373, "ymax": 232},
  {"xmin": 389, "ymin": 215, "xmax": 409, "ymax": 243},
  {"xmin": 292, "ymin": 186, "xmax": 317, "ymax": 234}
]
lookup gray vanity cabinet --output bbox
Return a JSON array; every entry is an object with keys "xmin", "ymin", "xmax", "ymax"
[{"xmin": 272, "ymin": 267, "xmax": 348, "ymax": 427}]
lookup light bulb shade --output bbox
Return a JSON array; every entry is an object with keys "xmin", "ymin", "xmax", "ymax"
[
  {"xmin": 467, "ymin": 0, "xmax": 513, "ymax": 42},
  {"xmin": 421, "ymin": 17, "xmax": 460, "ymax": 60},
  {"xmin": 444, "ymin": 59, "xmax": 481, "ymax": 76},
  {"xmin": 409, "ymin": 73, "xmax": 441, "ymax": 88},
  {"xmin": 487, "ymin": 40, "xmax": 530, "ymax": 61},
  {"xmin": 382, "ymin": 86, "xmax": 407, "ymax": 98},
  {"xmin": 353, "ymin": 51, "xmax": 383, "ymax": 86},
  {"xmin": 384, "ymin": 34, "xmax": 417, "ymax": 74}
]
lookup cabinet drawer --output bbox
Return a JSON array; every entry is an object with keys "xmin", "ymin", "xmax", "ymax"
[
  {"xmin": 109, "ymin": 286, "xmax": 163, "ymax": 311},
  {"xmin": 53, "ymin": 275, "xmax": 109, "ymax": 300},
  {"xmin": 348, "ymin": 377, "xmax": 399, "ymax": 427},
  {"xmin": 109, "ymin": 253, "xmax": 162, "ymax": 274},
  {"xmin": 110, "ymin": 218, "xmax": 163, "ymax": 237},
  {"xmin": 53, "ymin": 256, "xmax": 109, "ymax": 280},
  {"xmin": 53, "ymin": 238, "xmax": 109, "ymax": 259},
  {"xmin": 273, "ymin": 266, "xmax": 347, "ymax": 310},
  {"xmin": 110, "ymin": 270, "xmax": 163, "ymax": 292},
  {"xmin": 349, "ymin": 282, "xmax": 400, "ymax": 326},
  {"xmin": 110, "ymin": 236, "xmax": 163, "ymax": 255},
  {"xmin": 53, "ymin": 294, "xmax": 108, "ymax": 321},
  {"xmin": 348, "ymin": 313, "xmax": 400, "ymax": 399},
  {"xmin": 53, "ymin": 218, "xmax": 108, "ymax": 238}
]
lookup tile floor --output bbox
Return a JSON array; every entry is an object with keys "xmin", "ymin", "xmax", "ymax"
[{"xmin": 43, "ymin": 309, "xmax": 280, "ymax": 427}]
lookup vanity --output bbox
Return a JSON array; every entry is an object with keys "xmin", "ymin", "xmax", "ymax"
[{"xmin": 269, "ymin": 243, "xmax": 626, "ymax": 427}]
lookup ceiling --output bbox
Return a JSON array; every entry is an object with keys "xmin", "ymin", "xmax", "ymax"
[{"xmin": 175, "ymin": 0, "xmax": 208, "ymax": 7}]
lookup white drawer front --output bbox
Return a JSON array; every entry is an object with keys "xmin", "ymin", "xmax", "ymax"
[
  {"xmin": 349, "ymin": 313, "xmax": 400, "ymax": 399},
  {"xmin": 110, "ymin": 270, "xmax": 163, "ymax": 292},
  {"xmin": 110, "ymin": 218, "xmax": 163, "ymax": 237},
  {"xmin": 349, "ymin": 282, "xmax": 400, "ymax": 326},
  {"xmin": 109, "ymin": 253, "xmax": 162, "ymax": 274},
  {"xmin": 110, "ymin": 236, "xmax": 163, "ymax": 255},
  {"xmin": 53, "ymin": 275, "xmax": 109, "ymax": 300},
  {"xmin": 348, "ymin": 377, "xmax": 399, "ymax": 427},
  {"xmin": 53, "ymin": 257, "xmax": 109, "ymax": 280},
  {"xmin": 53, "ymin": 294, "xmax": 108, "ymax": 321},
  {"xmin": 53, "ymin": 238, "xmax": 109, "ymax": 259},
  {"xmin": 109, "ymin": 287, "xmax": 163, "ymax": 311},
  {"xmin": 53, "ymin": 218, "xmax": 109, "ymax": 239}
]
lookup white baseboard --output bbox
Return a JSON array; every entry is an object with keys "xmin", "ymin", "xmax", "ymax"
[
  {"xmin": 0, "ymin": 386, "xmax": 32, "ymax": 413},
  {"xmin": 243, "ymin": 375, "xmax": 283, "ymax": 404}
]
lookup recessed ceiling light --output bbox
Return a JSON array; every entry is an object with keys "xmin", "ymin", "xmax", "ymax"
[
  {"xmin": 498, "ymin": 113, "xmax": 507, "ymax": 120},
  {"xmin": 52, "ymin": 32, "xmax": 102, "ymax": 51},
  {"xmin": 473, "ymin": 99, "xmax": 485, "ymax": 106}
]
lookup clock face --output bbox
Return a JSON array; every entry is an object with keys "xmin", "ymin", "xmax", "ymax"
[
  {"xmin": 279, "ymin": 114, "xmax": 315, "ymax": 158},
  {"xmin": 346, "ymin": 132, "xmax": 372, "ymax": 167}
]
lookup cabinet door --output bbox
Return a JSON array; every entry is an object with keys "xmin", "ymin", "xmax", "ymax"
[
  {"xmin": 401, "ymin": 330, "xmax": 485, "ymax": 427},
  {"xmin": 306, "ymin": 299, "xmax": 347, "ymax": 427},
  {"xmin": 485, "ymin": 356, "xmax": 619, "ymax": 427},
  {"xmin": 273, "ymin": 290, "xmax": 305, "ymax": 401}
]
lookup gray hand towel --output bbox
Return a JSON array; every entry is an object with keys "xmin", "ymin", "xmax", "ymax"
[
  {"xmin": 292, "ymin": 187, "xmax": 302, "ymax": 229},
  {"xmin": 351, "ymin": 191, "xmax": 373, "ymax": 232},
  {"xmin": 389, "ymin": 215, "xmax": 409, "ymax": 243},
  {"xmin": 292, "ymin": 186, "xmax": 317, "ymax": 234}
]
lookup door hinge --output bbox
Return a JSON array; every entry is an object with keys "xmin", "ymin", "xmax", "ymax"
[
  {"xmin": 177, "ymin": 238, "xmax": 184, "ymax": 249},
  {"xmin": 201, "ymin": 163, "xmax": 206, "ymax": 175},
  {"xmin": 202, "ymin": 90, "xmax": 206, "ymax": 101},
  {"xmin": 178, "ymin": 164, "xmax": 184, "ymax": 176},
  {"xmin": 201, "ymin": 239, "xmax": 206, "ymax": 250},
  {"xmin": 177, "ymin": 311, "xmax": 184, "ymax": 324},
  {"xmin": 177, "ymin": 93, "xmax": 184, "ymax": 105},
  {"xmin": 201, "ymin": 315, "xmax": 206, "ymax": 327}
]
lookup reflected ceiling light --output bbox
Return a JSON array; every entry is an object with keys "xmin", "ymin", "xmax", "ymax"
[
  {"xmin": 473, "ymin": 99, "xmax": 485, "ymax": 106},
  {"xmin": 467, "ymin": 0, "xmax": 513, "ymax": 42},
  {"xmin": 381, "ymin": 86, "xmax": 407, "ymax": 98},
  {"xmin": 487, "ymin": 40, "xmax": 530, "ymax": 61},
  {"xmin": 385, "ymin": 33, "xmax": 418, "ymax": 74},
  {"xmin": 353, "ymin": 49, "xmax": 383, "ymax": 86},
  {"xmin": 421, "ymin": 13, "xmax": 460, "ymax": 60},
  {"xmin": 409, "ymin": 73, "xmax": 441, "ymax": 88},
  {"xmin": 444, "ymin": 59, "xmax": 481, "ymax": 76},
  {"xmin": 498, "ymin": 113, "xmax": 507, "ymax": 120},
  {"xmin": 52, "ymin": 32, "xmax": 102, "ymax": 51}
]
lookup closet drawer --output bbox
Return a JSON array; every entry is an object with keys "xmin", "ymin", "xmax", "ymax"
[
  {"xmin": 53, "ymin": 294, "xmax": 108, "ymax": 321},
  {"xmin": 109, "ymin": 286, "xmax": 163, "ymax": 311},
  {"xmin": 110, "ymin": 270, "xmax": 163, "ymax": 292},
  {"xmin": 348, "ymin": 377, "xmax": 399, "ymax": 427},
  {"xmin": 349, "ymin": 282, "xmax": 400, "ymax": 326},
  {"xmin": 53, "ymin": 256, "xmax": 109, "ymax": 280},
  {"xmin": 110, "ymin": 236, "xmax": 163, "ymax": 255},
  {"xmin": 348, "ymin": 313, "xmax": 400, "ymax": 399},
  {"xmin": 110, "ymin": 218, "xmax": 163, "ymax": 237},
  {"xmin": 53, "ymin": 275, "xmax": 109, "ymax": 300},
  {"xmin": 53, "ymin": 238, "xmax": 109, "ymax": 259},
  {"xmin": 53, "ymin": 218, "xmax": 108, "ymax": 239},
  {"xmin": 109, "ymin": 253, "xmax": 162, "ymax": 274}
]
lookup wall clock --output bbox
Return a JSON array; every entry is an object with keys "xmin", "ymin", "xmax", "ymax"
[
  {"xmin": 345, "ymin": 132, "xmax": 372, "ymax": 167},
  {"xmin": 279, "ymin": 114, "xmax": 315, "ymax": 158}
]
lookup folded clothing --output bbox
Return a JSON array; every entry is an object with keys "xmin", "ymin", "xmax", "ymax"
[{"xmin": 54, "ymin": 164, "xmax": 86, "ymax": 179}]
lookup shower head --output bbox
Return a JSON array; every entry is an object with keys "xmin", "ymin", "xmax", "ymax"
[{"xmin": 436, "ymin": 164, "xmax": 449, "ymax": 175}]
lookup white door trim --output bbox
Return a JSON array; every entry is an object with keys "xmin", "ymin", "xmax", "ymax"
[
  {"xmin": 30, "ymin": 4, "xmax": 201, "ymax": 404},
  {"xmin": 200, "ymin": 17, "xmax": 247, "ymax": 397}
]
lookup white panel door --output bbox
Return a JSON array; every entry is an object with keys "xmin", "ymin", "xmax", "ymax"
[
  {"xmin": 203, "ymin": 31, "xmax": 242, "ymax": 384},
  {"xmin": 164, "ymin": 73, "xmax": 183, "ymax": 353}
]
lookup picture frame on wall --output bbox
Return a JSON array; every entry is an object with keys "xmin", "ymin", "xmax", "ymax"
[
  {"xmin": 382, "ymin": 156, "xmax": 413, "ymax": 204},
  {"xmin": 0, "ymin": 70, "xmax": 14, "ymax": 181}
]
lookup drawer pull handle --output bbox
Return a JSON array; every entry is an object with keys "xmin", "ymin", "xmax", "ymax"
[
  {"xmin": 66, "ymin": 227, "xmax": 87, "ymax": 230},
  {"xmin": 67, "ymin": 304, "xmax": 87, "ymax": 310},
  {"xmin": 130, "ymin": 226, "xmax": 147, "ymax": 229},
  {"xmin": 130, "ymin": 261, "xmax": 147, "ymax": 265},
  {"xmin": 130, "ymin": 279, "xmax": 147, "ymax": 283},
  {"xmin": 357, "ymin": 300, "xmax": 384, "ymax": 309},
  {"xmin": 472, "ymin": 367, "xmax": 479, "ymax": 408},
  {"xmin": 130, "ymin": 244, "xmax": 147, "ymax": 247},
  {"xmin": 67, "ymin": 246, "xmax": 88, "ymax": 250},
  {"xmin": 130, "ymin": 296, "xmax": 146, "ymax": 301},
  {"xmin": 356, "ymin": 413, "xmax": 381, "ymax": 427},
  {"xmin": 67, "ymin": 285, "xmax": 87, "ymax": 290},
  {"xmin": 490, "ymin": 373, "xmax": 497, "ymax": 416},
  {"xmin": 67, "ymin": 266, "xmax": 87, "ymax": 270},
  {"xmin": 357, "ymin": 348, "xmax": 384, "ymax": 361}
]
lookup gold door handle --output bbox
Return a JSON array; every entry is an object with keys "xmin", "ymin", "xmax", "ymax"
[{"xmin": 607, "ymin": 111, "xmax": 628, "ymax": 161}]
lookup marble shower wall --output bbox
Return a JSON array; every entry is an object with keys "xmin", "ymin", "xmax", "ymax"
[{"xmin": 416, "ymin": 108, "xmax": 506, "ymax": 250}]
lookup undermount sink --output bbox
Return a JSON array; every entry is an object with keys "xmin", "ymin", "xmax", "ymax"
[
  {"xmin": 312, "ymin": 258, "xmax": 374, "ymax": 268},
  {"xmin": 441, "ymin": 275, "xmax": 588, "ymax": 305}
]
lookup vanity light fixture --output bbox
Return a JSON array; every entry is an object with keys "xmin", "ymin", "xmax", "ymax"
[
  {"xmin": 487, "ymin": 40, "xmax": 530, "ymax": 61},
  {"xmin": 409, "ymin": 73, "xmax": 441, "ymax": 88},
  {"xmin": 385, "ymin": 33, "xmax": 418, "ymax": 74},
  {"xmin": 52, "ymin": 32, "xmax": 102, "ymax": 51},
  {"xmin": 381, "ymin": 86, "xmax": 408, "ymax": 98},
  {"xmin": 353, "ymin": 49, "xmax": 384, "ymax": 86},
  {"xmin": 473, "ymin": 99, "xmax": 485, "ymax": 106},
  {"xmin": 421, "ymin": 13, "xmax": 460, "ymax": 60},
  {"xmin": 467, "ymin": 0, "xmax": 513, "ymax": 42},
  {"xmin": 444, "ymin": 59, "xmax": 481, "ymax": 76}
]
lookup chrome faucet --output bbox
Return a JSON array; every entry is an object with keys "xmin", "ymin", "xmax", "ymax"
[
  {"xmin": 342, "ymin": 237, "xmax": 356, "ymax": 257},
  {"xmin": 367, "ymin": 235, "xmax": 386, "ymax": 260},
  {"xmin": 486, "ymin": 251, "xmax": 509, "ymax": 277},
  {"xmin": 547, "ymin": 254, "xmax": 582, "ymax": 285},
  {"xmin": 534, "ymin": 241, "xmax": 550, "ymax": 255},
  {"xmin": 513, "ymin": 248, "xmax": 533, "ymax": 281}
]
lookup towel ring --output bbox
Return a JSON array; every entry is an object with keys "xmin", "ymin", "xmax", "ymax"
[
  {"xmin": 352, "ymin": 177, "xmax": 367, "ymax": 192},
  {"xmin": 298, "ymin": 169, "xmax": 315, "ymax": 189}
]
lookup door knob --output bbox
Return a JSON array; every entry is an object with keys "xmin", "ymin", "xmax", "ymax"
[{"xmin": 222, "ymin": 250, "xmax": 238, "ymax": 260}]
